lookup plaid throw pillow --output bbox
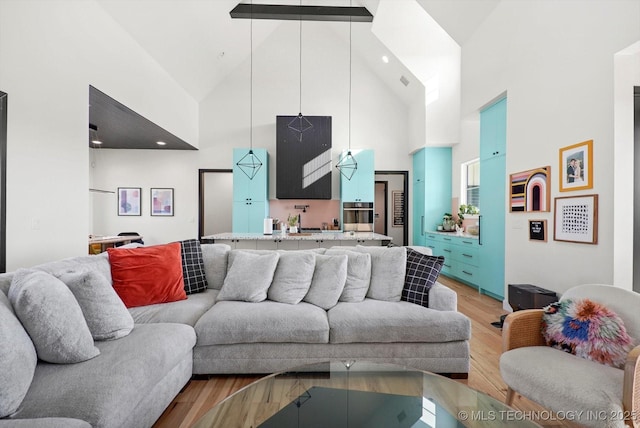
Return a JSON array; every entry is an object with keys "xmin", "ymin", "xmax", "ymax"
[
  {"xmin": 401, "ymin": 248, "xmax": 444, "ymax": 308},
  {"xmin": 179, "ymin": 239, "xmax": 208, "ymax": 294}
]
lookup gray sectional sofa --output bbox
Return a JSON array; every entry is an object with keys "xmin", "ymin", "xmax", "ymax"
[{"xmin": 0, "ymin": 243, "xmax": 471, "ymax": 428}]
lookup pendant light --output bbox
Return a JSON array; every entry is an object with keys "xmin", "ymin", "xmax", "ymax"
[
  {"xmin": 336, "ymin": 6, "xmax": 357, "ymax": 180},
  {"xmin": 236, "ymin": 0, "xmax": 263, "ymax": 180},
  {"xmin": 287, "ymin": 0, "xmax": 313, "ymax": 142}
]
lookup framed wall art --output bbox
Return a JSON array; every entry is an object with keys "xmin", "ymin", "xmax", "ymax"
[
  {"xmin": 559, "ymin": 139, "xmax": 593, "ymax": 192},
  {"xmin": 392, "ymin": 190, "xmax": 404, "ymax": 227},
  {"xmin": 553, "ymin": 194, "xmax": 598, "ymax": 244},
  {"xmin": 529, "ymin": 220, "xmax": 547, "ymax": 242},
  {"xmin": 118, "ymin": 187, "xmax": 141, "ymax": 216},
  {"xmin": 151, "ymin": 188, "xmax": 174, "ymax": 216},
  {"xmin": 509, "ymin": 166, "xmax": 550, "ymax": 212}
]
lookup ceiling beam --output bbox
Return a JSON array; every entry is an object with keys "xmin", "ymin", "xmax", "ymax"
[{"xmin": 230, "ymin": 4, "xmax": 373, "ymax": 22}]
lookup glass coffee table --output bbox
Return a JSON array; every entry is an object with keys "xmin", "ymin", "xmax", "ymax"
[{"xmin": 192, "ymin": 361, "xmax": 541, "ymax": 427}]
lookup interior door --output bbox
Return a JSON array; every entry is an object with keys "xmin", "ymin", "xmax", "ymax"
[
  {"xmin": 199, "ymin": 169, "xmax": 233, "ymax": 239},
  {"xmin": 374, "ymin": 181, "xmax": 387, "ymax": 235}
]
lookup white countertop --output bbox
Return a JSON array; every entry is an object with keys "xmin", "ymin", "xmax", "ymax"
[
  {"xmin": 202, "ymin": 232, "xmax": 393, "ymax": 241},
  {"xmin": 427, "ymin": 230, "xmax": 479, "ymax": 239}
]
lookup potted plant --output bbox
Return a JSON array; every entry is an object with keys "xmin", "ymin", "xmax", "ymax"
[
  {"xmin": 442, "ymin": 213, "xmax": 455, "ymax": 231},
  {"xmin": 458, "ymin": 204, "xmax": 480, "ymax": 231},
  {"xmin": 287, "ymin": 214, "xmax": 299, "ymax": 233}
]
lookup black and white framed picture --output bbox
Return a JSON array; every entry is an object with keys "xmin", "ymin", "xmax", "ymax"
[
  {"xmin": 276, "ymin": 115, "xmax": 332, "ymax": 199},
  {"xmin": 553, "ymin": 194, "xmax": 598, "ymax": 244},
  {"xmin": 528, "ymin": 220, "xmax": 547, "ymax": 242}
]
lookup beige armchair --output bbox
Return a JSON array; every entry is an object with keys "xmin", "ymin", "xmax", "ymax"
[{"xmin": 500, "ymin": 284, "xmax": 640, "ymax": 428}]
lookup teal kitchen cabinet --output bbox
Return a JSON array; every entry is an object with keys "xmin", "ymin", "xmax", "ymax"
[
  {"xmin": 424, "ymin": 233, "xmax": 479, "ymax": 284},
  {"xmin": 232, "ymin": 148, "xmax": 269, "ymax": 233},
  {"xmin": 340, "ymin": 149, "xmax": 374, "ymax": 203},
  {"xmin": 478, "ymin": 97, "xmax": 507, "ymax": 300},
  {"xmin": 412, "ymin": 147, "xmax": 452, "ymax": 246}
]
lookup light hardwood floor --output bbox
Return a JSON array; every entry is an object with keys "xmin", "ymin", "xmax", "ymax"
[{"xmin": 153, "ymin": 276, "xmax": 576, "ymax": 428}]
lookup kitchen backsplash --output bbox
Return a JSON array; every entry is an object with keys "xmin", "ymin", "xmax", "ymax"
[{"xmin": 269, "ymin": 199, "xmax": 340, "ymax": 229}]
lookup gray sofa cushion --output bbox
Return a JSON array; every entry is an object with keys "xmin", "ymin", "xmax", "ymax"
[
  {"xmin": 201, "ymin": 244, "xmax": 230, "ymax": 290},
  {"xmin": 500, "ymin": 346, "xmax": 624, "ymax": 427},
  {"xmin": 32, "ymin": 253, "xmax": 112, "ymax": 283},
  {"xmin": 303, "ymin": 254, "xmax": 348, "ymax": 310},
  {"xmin": 129, "ymin": 289, "xmax": 218, "ymax": 326},
  {"xmin": 9, "ymin": 269, "xmax": 100, "ymax": 364},
  {"xmin": 217, "ymin": 251, "xmax": 279, "ymax": 302},
  {"xmin": 179, "ymin": 239, "xmax": 208, "ymax": 294},
  {"xmin": 195, "ymin": 300, "xmax": 329, "ymax": 345},
  {"xmin": 0, "ymin": 293, "xmax": 37, "ymax": 418},
  {"xmin": 11, "ymin": 323, "xmax": 195, "ymax": 428},
  {"xmin": 267, "ymin": 251, "xmax": 316, "ymax": 304},
  {"xmin": 328, "ymin": 299, "xmax": 471, "ymax": 343},
  {"xmin": 355, "ymin": 246, "xmax": 407, "ymax": 301},
  {"xmin": 57, "ymin": 270, "xmax": 134, "ymax": 341},
  {"xmin": 325, "ymin": 248, "xmax": 371, "ymax": 302}
]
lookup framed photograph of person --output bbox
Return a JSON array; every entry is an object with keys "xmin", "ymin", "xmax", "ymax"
[
  {"xmin": 117, "ymin": 187, "xmax": 141, "ymax": 216},
  {"xmin": 559, "ymin": 140, "xmax": 593, "ymax": 192},
  {"xmin": 151, "ymin": 188, "xmax": 174, "ymax": 216}
]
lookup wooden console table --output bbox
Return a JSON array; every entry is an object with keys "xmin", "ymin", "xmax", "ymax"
[{"xmin": 89, "ymin": 235, "xmax": 143, "ymax": 254}]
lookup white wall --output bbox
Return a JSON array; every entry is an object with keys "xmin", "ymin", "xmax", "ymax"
[
  {"xmin": 198, "ymin": 21, "xmax": 413, "ymax": 201},
  {"xmin": 0, "ymin": 0, "xmax": 198, "ymax": 269},
  {"xmin": 614, "ymin": 42, "xmax": 640, "ymax": 288},
  {"xmin": 459, "ymin": 0, "xmax": 640, "ymax": 295},
  {"xmin": 88, "ymin": 19, "xmax": 414, "ymax": 247}
]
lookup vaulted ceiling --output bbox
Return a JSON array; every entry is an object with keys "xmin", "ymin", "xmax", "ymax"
[{"xmin": 91, "ymin": 0, "xmax": 501, "ymax": 149}]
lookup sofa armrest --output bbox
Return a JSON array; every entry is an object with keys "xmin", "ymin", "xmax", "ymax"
[
  {"xmin": 428, "ymin": 282, "xmax": 457, "ymax": 312},
  {"xmin": 502, "ymin": 309, "xmax": 546, "ymax": 352},
  {"xmin": 623, "ymin": 344, "xmax": 640, "ymax": 426}
]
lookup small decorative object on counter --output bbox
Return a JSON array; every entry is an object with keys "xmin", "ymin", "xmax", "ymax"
[{"xmin": 442, "ymin": 213, "xmax": 455, "ymax": 231}]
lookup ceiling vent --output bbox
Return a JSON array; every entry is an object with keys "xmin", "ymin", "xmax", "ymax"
[{"xmin": 399, "ymin": 75, "xmax": 410, "ymax": 87}]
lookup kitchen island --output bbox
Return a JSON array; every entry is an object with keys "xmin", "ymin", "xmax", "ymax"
[{"xmin": 201, "ymin": 231, "xmax": 392, "ymax": 250}]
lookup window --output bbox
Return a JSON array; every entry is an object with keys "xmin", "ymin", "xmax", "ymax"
[{"xmin": 462, "ymin": 159, "xmax": 480, "ymax": 209}]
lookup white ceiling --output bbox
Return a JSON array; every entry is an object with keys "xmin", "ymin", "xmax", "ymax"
[{"xmin": 95, "ymin": 0, "xmax": 499, "ymax": 104}]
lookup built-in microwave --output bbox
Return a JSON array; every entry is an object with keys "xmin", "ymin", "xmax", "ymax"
[{"xmin": 343, "ymin": 202, "xmax": 374, "ymax": 232}]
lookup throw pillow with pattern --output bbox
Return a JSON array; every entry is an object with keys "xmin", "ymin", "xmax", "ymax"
[
  {"xmin": 401, "ymin": 248, "xmax": 444, "ymax": 308},
  {"xmin": 179, "ymin": 239, "xmax": 208, "ymax": 294}
]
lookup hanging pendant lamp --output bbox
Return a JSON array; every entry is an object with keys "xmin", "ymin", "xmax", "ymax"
[
  {"xmin": 288, "ymin": 2, "xmax": 313, "ymax": 142},
  {"xmin": 236, "ymin": 1, "xmax": 263, "ymax": 180},
  {"xmin": 336, "ymin": 7, "xmax": 357, "ymax": 180}
]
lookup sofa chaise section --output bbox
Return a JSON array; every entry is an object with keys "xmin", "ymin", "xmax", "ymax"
[{"xmin": 9, "ymin": 323, "xmax": 195, "ymax": 428}]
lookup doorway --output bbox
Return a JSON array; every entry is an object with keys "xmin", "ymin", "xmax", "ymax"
[
  {"xmin": 198, "ymin": 169, "xmax": 233, "ymax": 240},
  {"xmin": 374, "ymin": 181, "xmax": 387, "ymax": 236},
  {"xmin": 374, "ymin": 171, "xmax": 408, "ymax": 246}
]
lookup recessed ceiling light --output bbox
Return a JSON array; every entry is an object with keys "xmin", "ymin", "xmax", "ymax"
[
  {"xmin": 156, "ymin": 141, "xmax": 167, "ymax": 146},
  {"xmin": 382, "ymin": 55, "xmax": 389, "ymax": 63},
  {"xmin": 91, "ymin": 140, "xmax": 102, "ymax": 145}
]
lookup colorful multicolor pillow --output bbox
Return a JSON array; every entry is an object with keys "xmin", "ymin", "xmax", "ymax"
[{"xmin": 542, "ymin": 298, "xmax": 635, "ymax": 368}]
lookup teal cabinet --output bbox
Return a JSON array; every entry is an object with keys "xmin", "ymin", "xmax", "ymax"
[
  {"xmin": 412, "ymin": 147, "xmax": 452, "ymax": 246},
  {"xmin": 232, "ymin": 148, "xmax": 269, "ymax": 233},
  {"xmin": 340, "ymin": 149, "xmax": 374, "ymax": 202},
  {"xmin": 478, "ymin": 97, "xmax": 507, "ymax": 300},
  {"xmin": 424, "ymin": 233, "xmax": 479, "ymax": 284}
]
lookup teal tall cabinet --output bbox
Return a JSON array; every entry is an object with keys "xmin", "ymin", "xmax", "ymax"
[
  {"xmin": 412, "ymin": 147, "xmax": 452, "ymax": 246},
  {"xmin": 478, "ymin": 97, "xmax": 507, "ymax": 300},
  {"xmin": 340, "ymin": 149, "xmax": 375, "ymax": 202},
  {"xmin": 232, "ymin": 148, "xmax": 269, "ymax": 233}
]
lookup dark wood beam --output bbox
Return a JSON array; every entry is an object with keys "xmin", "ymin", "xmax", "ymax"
[{"xmin": 230, "ymin": 4, "xmax": 373, "ymax": 22}]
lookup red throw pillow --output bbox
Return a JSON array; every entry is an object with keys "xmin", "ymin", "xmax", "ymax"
[{"xmin": 107, "ymin": 242, "xmax": 186, "ymax": 308}]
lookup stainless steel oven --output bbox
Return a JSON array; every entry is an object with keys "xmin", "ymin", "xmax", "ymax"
[{"xmin": 343, "ymin": 202, "xmax": 374, "ymax": 232}]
